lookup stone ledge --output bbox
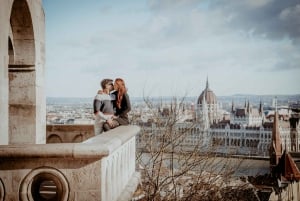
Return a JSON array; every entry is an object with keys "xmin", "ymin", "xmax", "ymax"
[{"xmin": 0, "ymin": 125, "xmax": 140, "ymax": 160}]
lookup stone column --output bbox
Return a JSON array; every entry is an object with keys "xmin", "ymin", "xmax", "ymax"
[{"xmin": 1, "ymin": 0, "xmax": 45, "ymax": 144}]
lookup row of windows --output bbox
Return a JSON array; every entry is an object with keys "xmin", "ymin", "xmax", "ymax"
[
  {"xmin": 212, "ymin": 132, "xmax": 271, "ymax": 138},
  {"xmin": 212, "ymin": 138, "xmax": 260, "ymax": 147}
]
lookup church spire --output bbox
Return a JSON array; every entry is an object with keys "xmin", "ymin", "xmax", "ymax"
[
  {"xmin": 259, "ymin": 99, "xmax": 263, "ymax": 114},
  {"xmin": 270, "ymin": 100, "xmax": 282, "ymax": 167},
  {"xmin": 206, "ymin": 76, "xmax": 209, "ymax": 89},
  {"xmin": 247, "ymin": 100, "xmax": 250, "ymax": 113},
  {"xmin": 231, "ymin": 100, "xmax": 235, "ymax": 113}
]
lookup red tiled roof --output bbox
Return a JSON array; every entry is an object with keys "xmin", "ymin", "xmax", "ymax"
[{"xmin": 284, "ymin": 152, "xmax": 300, "ymax": 181}]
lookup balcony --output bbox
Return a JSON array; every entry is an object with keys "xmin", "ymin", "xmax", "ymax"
[{"xmin": 0, "ymin": 125, "xmax": 140, "ymax": 201}]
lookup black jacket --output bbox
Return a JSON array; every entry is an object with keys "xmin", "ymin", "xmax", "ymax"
[{"xmin": 112, "ymin": 91, "xmax": 131, "ymax": 125}]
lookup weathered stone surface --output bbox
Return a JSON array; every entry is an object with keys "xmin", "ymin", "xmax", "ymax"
[
  {"xmin": 0, "ymin": 126, "xmax": 140, "ymax": 201},
  {"xmin": 46, "ymin": 124, "xmax": 94, "ymax": 143},
  {"xmin": 0, "ymin": 0, "xmax": 45, "ymax": 145}
]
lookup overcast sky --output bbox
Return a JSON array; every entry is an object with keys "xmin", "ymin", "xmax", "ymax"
[{"xmin": 43, "ymin": 0, "xmax": 300, "ymax": 98}]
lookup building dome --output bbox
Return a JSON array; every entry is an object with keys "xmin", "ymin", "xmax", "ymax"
[{"xmin": 197, "ymin": 78, "xmax": 217, "ymax": 104}]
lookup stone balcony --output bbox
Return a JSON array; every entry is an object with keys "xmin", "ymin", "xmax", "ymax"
[{"xmin": 0, "ymin": 125, "xmax": 140, "ymax": 201}]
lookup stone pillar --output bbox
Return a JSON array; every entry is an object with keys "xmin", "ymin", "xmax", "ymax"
[
  {"xmin": 0, "ymin": 0, "xmax": 45, "ymax": 144},
  {"xmin": 33, "ymin": 0, "xmax": 46, "ymax": 144}
]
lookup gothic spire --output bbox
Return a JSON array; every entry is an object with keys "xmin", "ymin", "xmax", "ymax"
[
  {"xmin": 259, "ymin": 99, "xmax": 263, "ymax": 114},
  {"xmin": 247, "ymin": 100, "xmax": 250, "ymax": 113},
  {"xmin": 271, "ymin": 107, "xmax": 282, "ymax": 165},
  {"xmin": 206, "ymin": 76, "xmax": 209, "ymax": 89}
]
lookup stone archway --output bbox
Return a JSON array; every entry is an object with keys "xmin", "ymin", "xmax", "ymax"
[
  {"xmin": 6, "ymin": 0, "xmax": 46, "ymax": 144},
  {"xmin": 47, "ymin": 134, "xmax": 63, "ymax": 143},
  {"xmin": 72, "ymin": 134, "xmax": 83, "ymax": 143},
  {"xmin": 9, "ymin": 0, "xmax": 36, "ymax": 144},
  {"xmin": 9, "ymin": 0, "xmax": 35, "ymax": 66}
]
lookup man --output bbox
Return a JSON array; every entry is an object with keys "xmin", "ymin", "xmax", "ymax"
[{"xmin": 93, "ymin": 79, "xmax": 116, "ymax": 135}]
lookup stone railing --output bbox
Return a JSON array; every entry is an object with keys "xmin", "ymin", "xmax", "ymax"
[{"xmin": 0, "ymin": 125, "xmax": 140, "ymax": 201}]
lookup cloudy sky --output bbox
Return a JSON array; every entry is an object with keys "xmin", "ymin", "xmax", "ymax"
[{"xmin": 43, "ymin": 0, "xmax": 300, "ymax": 98}]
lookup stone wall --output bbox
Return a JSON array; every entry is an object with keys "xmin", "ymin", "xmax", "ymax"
[{"xmin": 46, "ymin": 124, "xmax": 94, "ymax": 143}]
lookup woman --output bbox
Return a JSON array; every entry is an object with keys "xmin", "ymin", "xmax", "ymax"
[{"xmin": 103, "ymin": 78, "xmax": 131, "ymax": 131}]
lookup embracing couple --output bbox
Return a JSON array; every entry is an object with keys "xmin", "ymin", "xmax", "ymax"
[{"xmin": 93, "ymin": 78, "xmax": 131, "ymax": 135}]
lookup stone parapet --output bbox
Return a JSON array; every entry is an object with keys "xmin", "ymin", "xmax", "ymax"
[
  {"xmin": 0, "ymin": 125, "xmax": 140, "ymax": 201},
  {"xmin": 46, "ymin": 124, "xmax": 94, "ymax": 143}
]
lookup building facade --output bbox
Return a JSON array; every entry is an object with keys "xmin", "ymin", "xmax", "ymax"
[
  {"xmin": 196, "ymin": 78, "xmax": 220, "ymax": 126},
  {"xmin": 136, "ymin": 81, "xmax": 300, "ymax": 157}
]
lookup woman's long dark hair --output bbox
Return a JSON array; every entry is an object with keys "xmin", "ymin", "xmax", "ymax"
[{"xmin": 114, "ymin": 78, "xmax": 127, "ymax": 109}]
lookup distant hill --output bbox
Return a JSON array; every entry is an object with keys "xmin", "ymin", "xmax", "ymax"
[
  {"xmin": 46, "ymin": 97, "xmax": 93, "ymax": 105},
  {"xmin": 231, "ymin": 94, "xmax": 300, "ymax": 98}
]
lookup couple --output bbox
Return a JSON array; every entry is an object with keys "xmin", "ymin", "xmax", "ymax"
[{"xmin": 93, "ymin": 78, "xmax": 131, "ymax": 135}]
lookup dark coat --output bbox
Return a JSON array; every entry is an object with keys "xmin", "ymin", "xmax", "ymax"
[{"xmin": 112, "ymin": 91, "xmax": 131, "ymax": 125}]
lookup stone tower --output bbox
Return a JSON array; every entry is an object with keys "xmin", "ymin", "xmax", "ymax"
[{"xmin": 269, "ymin": 99, "xmax": 282, "ymax": 173}]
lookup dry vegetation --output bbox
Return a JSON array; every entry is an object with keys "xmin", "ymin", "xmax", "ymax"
[{"xmin": 132, "ymin": 97, "xmax": 263, "ymax": 201}]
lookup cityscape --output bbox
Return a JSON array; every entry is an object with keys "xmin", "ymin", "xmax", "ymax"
[
  {"xmin": 47, "ymin": 79, "xmax": 300, "ymax": 157},
  {"xmin": 46, "ymin": 90, "xmax": 300, "ymax": 126}
]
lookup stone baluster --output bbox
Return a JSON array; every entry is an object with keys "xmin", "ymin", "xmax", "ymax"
[
  {"xmin": 101, "ymin": 136, "xmax": 136, "ymax": 201},
  {"xmin": 0, "ymin": 125, "xmax": 140, "ymax": 201}
]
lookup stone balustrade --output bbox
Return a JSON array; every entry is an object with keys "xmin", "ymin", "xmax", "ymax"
[{"xmin": 0, "ymin": 125, "xmax": 140, "ymax": 201}]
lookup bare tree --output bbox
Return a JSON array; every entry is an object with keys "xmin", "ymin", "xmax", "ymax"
[{"xmin": 132, "ymin": 96, "xmax": 253, "ymax": 201}]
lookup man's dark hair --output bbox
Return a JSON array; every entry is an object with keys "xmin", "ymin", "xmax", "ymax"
[{"xmin": 100, "ymin": 79, "xmax": 113, "ymax": 89}]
